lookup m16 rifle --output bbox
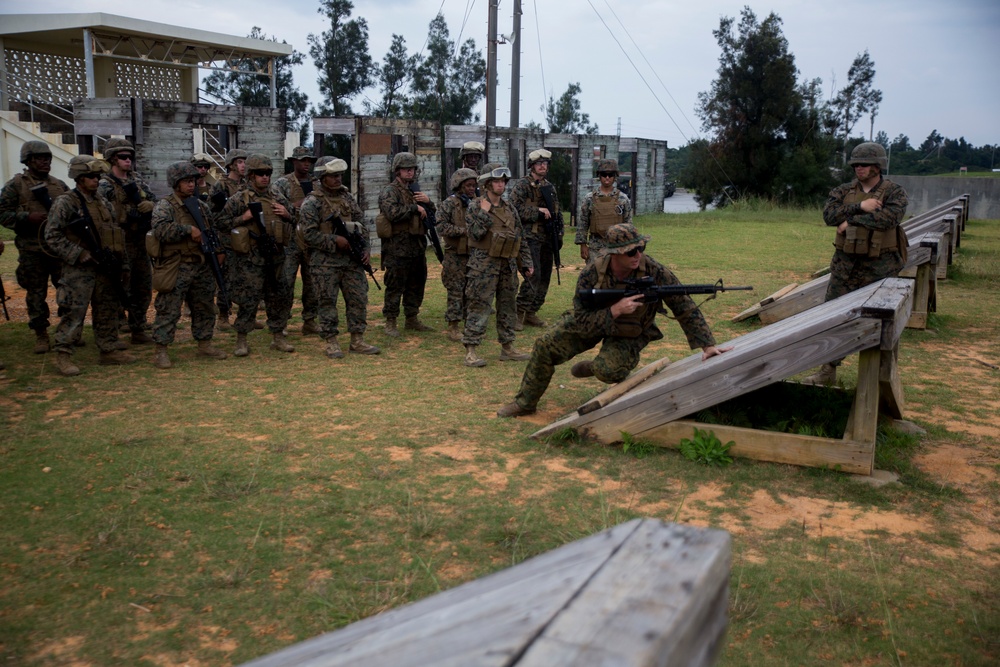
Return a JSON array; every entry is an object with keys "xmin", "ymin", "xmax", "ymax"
[
  {"xmin": 183, "ymin": 196, "xmax": 229, "ymax": 306},
  {"xmin": 578, "ymin": 277, "xmax": 753, "ymax": 310},
  {"xmin": 538, "ymin": 183, "xmax": 563, "ymax": 285},
  {"xmin": 409, "ymin": 182, "xmax": 444, "ymax": 263},
  {"xmin": 247, "ymin": 201, "xmax": 281, "ymax": 288},
  {"xmin": 327, "ymin": 213, "xmax": 381, "ymax": 290},
  {"xmin": 68, "ymin": 192, "xmax": 127, "ymax": 303}
]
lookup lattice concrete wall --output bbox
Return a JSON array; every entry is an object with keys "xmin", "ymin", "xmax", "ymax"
[
  {"xmin": 3, "ymin": 49, "xmax": 87, "ymax": 105},
  {"xmin": 114, "ymin": 62, "xmax": 183, "ymax": 101}
]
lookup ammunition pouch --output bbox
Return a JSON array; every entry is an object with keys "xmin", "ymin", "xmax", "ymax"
[
  {"xmin": 375, "ymin": 212, "xmax": 392, "ymax": 239},
  {"xmin": 99, "ymin": 226, "xmax": 126, "ymax": 254},
  {"xmin": 487, "ymin": 229, "xmax": 521, "ymax": 258},
  {"xmin": 145, "ymin": 230, "xmax": 161, "ymax": 258},
  {"xmin": 835, "ymin": 225, "xmax": 900, "ymax": 258},
  {"xmin": 231, "ymin": 226, "xmax": 252, "ymax": 255},
  {"xmin": 152, "ymin": 252, "xmax": 183, "ymax": 293}
]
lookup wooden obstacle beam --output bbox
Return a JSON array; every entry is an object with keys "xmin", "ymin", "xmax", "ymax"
[
  {"xmin": 534, "ymin": 278, "xmax": 913, "ymax": 476},
  {"xmin": 240, "ymin": 519, "xmax": 731, "ymax": 667}
]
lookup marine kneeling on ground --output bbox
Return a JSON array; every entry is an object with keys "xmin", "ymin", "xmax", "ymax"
[
  {"xmin": 298, "ymin": 157, "xmax": 380, "ymax": 359},
  {"xmin": 148, "ymin": 162, "xmax": 228, "ymax": 368},
  {"xmin": 498, "ymin": 223, "xmax": 731, "ymax": 417}
]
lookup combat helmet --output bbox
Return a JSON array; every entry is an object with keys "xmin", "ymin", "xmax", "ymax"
[
  {"xmin": 190, "ymin": 152, "xmax": 213, "ymax": 168},
  {"xmin": 167, "ymin": 161, "xmax": 201, "ymax": 188},
  {"xmin": 315, "ymin": 157, "xmax": 348, "ymax": 176},
  {"xmin": 459, "ymin": 141, "xmax": 485, "ymax": 159},
  {"xmin": 20, "ymin": 140, "xmax": 52, "ymax": 164},
  {"xmin": 224, "ymin": 149, "xmax": 249, "ymax": 169},
  {"xmin": 391, "ymin": 152, "xmax": 419, "ymax": 173},
  {"xmin": 602, "ymin": 223, "xmax": 651, "ymax": 255},
  {"xmin": 244, "ymin": 154, "xmax": 273, "ymax": 173},
  {"xmin": 477, "ymin": 162, "xmax": 512, "ymax": 187},
  {"xmin": 596, "ymin": 158, "xmax": 618, "ymax": 175},
  {"xmin": 527, "ymin": 148, "xmax": 552, "ymax": 167},
  {"xmin": 67, "ymin": 155, "xmax": 110, "ymax": 181},
  {"xmin": 848, "ymin": 142, "xmax": 888, "ymax": 171},
  {"xmin": 289, "ymin": 146, "xmax": 316, "ymax": 161},
  {"xmin": 103, "ymin": 138, "xmax": 135, "ymax": 161},
  {"xmin": 450, "ymin": 168, "xmax": 479, "ymax": 192}
]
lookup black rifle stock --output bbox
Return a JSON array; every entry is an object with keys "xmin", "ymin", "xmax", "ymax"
[
  {"xmin": 30, "ymin": 183, "xmax": 54, "ymax": 211},
  {"xmin": 210, "ymin": 190, "xmax": 228, "ymax": 213},
  {"xmin": 183, "ymin": 196, "xmax": 229, "ymax": 306},
  {"xmin": 68, "ymin": 192, "xmax": 128, "ymax": 305},
  {"xmin": 247, "ymin": 201, "xmax": 281, "ymax": 287},
  {"xmin": 538, "ymin": 183, "xmax": 563, "ymax": 285},
  {"xmin": 409, "ymin": 182, "xmax": 444, "ymax": 263},
  {"xmin": 327, "ymin": 213, "xmax": 381, "ymax": 290},
  {"xmin": 578, "ymin": 277, "xmax": 753, "ymax": 310}
]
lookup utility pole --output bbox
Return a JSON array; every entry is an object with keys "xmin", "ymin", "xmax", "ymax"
[
  {"xmin": 486, "ymin": 0, "xmax": 498, "ymax": 129},
  {"xmin": 509, "ymin": 0, "xmax": 522, "ymax": 129}
]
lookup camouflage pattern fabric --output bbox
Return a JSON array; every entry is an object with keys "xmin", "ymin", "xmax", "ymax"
[
  {"xmin": 299, "ymin": 182, "xmax": 370, "ymax": 337},
  {"xmin": 576, "ymin": 188, "xmax": 632, "ymax": 251},
  {"xmin": 512, "ymin": 253, "xmax": 717, "ymax": 411},
  {"xmin": 208, "ymin": 176, "xmax": 243, "ymax": 315},
  {"xmin": 275, "ymin": 173, "xmax": 318, "ymax": 323},
  {"xmin": 44, "ymin": 189, "xmax": 125, "ymax": 354},
  {"xmin": 436, "ymin": 194, "xmax": 470, "ymax": 323},
  {"xmin": 150, "ymin": 195, "xmax": 218, "ymax": 344},
  {"xmin": 0, "ymin": 171, "xmax": 71, "ymax": 332},
  {"xmin": 378, "ymin": 180, "xmax": 428, "ymax": 319},
  {"xmin": 509, "ymin": 176, "xmax": 562, "ymax": 314}
]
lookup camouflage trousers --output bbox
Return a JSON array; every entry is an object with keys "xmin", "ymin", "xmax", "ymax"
[
  {"xmin": 514, "ymin": 311, "xmax": 653, "ymax": 411},
  {"xmin": 311, "ymin": 261, "xmax": 369, "ymax": 337},
  {"xmin": 13, "ymin": 243, "xmax": 65, "ymax": 332},
  {"xmin": 53, "ymin": 264, "xmax": 124, "ymax": 354},
  {"xmin": 381, "ymin": 249, "xmax": 427, "ymax": 320},
  {"xmin": 152, "ymin": 260, "xmax": 218, "ymax": 345},
  {"xmin": 824, "ymin": 249, "xmax": 904, "ymax": 302},
  {"xmin": 515, "ymin": 236, "xmax": 555, "ymax": 315},
  {"xmin": 229, "ymin": 255, "xmax": 293, "ymax": 335},
  {"xmin": 216, "ymin": 247, "xmax": 234, "ymax": 316},
  {"xmin": 441, "ymin": 250, "xmax": 469, "ymax": 323},
  {"xmin": 462, "ymin": 251, "xmax": 519, "ymax": 346},
  {"xmin": 284, "ymin": 244, "xmax": 318, "ymax": 322},
  {"xmin": 123, "ymin": 232, "xmax": 153, "ymax": 332}
]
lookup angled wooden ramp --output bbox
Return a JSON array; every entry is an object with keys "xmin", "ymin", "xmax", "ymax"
[
  {"xmin": 533, "ymin": 278, "xmax": 914, "ymax": 475},
  {"xmin": 241, "ymin": 519, "xmax": 730, "ymax": 667}
]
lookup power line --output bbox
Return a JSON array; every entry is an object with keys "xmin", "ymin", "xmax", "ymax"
[{"xmin": 532, "ymin": 0, "xmax": 547, "ymax": 117}]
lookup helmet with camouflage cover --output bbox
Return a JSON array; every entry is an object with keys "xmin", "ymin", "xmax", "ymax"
[
  {"xmin": 103, "ymin": 138, "xmax": 135, "ymax": 161},
  {"xmin": 450, "ymin": 168, "xmax": 479, "ymax": 192},
  {"xmin": 190, "ymin": 152, "xmax": 213, "ymax": 168},
  {"xmin": 602, "ymin": 223, "xmax": 651, "ymax": 255},
  {"xmin": 244, "ymin": 154, "xmax": 273, "ymax": 173},
  {"xmin": 477, "ymin": 162, "xmax": 512, "ymax": 187},
  {"xmin": 289, "ymin": 146, "xmax": 316, "ymax": 162},
  {"xmin": 527, "ymin": 148, "xmax": 552, "ymax": 167},
  {"xmin": 224, "ymin": 149, "xmax": 249, "ymax": 169},
  {"xmin": 315, "ymin": 157, "xmax": 348, "ymax": 176},
  {"xmin": 459, "ymin": 141, "xmax": 485, "ymax": 159},
  {"xmin": 20, "ymin": 140, "xmax": 52, "ymax": 164},
  {"xmin": 848, "ymin": 142, "xmax": 888, "ymax": 171},
  {"xmin": 391, "ymin": 152, "xmax": 419, "ymax": 173},
  {"xmin": 167, "ymin": 161, "xmax": 201, "ymax": 188},
  {"xmin": 67, "ymin": 155, "xmax": 111, "ymax": 181},
  {"xmin": 596, "ymin": 158, "xmax": 618, "ymax": 175}
]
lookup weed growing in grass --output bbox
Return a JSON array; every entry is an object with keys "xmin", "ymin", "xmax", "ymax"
[
  {"xmin": 679, "ymin": 428, "xmax": 734, "ymax": 467},
  {"xmin": 619, "ymin": 431, "xmax": 656, "ymax": 458},
  {"xmin": 545, "ymin": 427, "xmax": 582, "ymax": 446}
]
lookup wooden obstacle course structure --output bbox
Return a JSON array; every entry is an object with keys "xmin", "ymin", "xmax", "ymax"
[
  {"xmin": 241, "ymin": 519, "xmax": 731, "ymax": 667},
  {"xmin": 534, "ymin": 278, "xmax": 914, "ymax": 476}
]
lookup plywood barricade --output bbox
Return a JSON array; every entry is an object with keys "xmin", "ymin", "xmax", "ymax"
[
  {"xmin": 240, "ymin": 519, "xmax": 731, "ymax": 667},
  {"xmin": 733, "ymin": 195, "xmax": 968, "ymax": 330},
  {"xmin": 533, "ymin": 278, "xmax": 914, "ymax": 476}
]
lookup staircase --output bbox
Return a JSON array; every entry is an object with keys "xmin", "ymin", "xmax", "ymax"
[{"xmin": 1, "ymin": 110, "xmax": 79, "ymax": 185}]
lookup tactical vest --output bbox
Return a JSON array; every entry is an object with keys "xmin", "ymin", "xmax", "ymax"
[
  {"xmin": 834, "ymin": 179, "xmax": 902, "ymax": 258},
  {"xmin": 159, "ymin": 195, "xmax": 203, "ymax": 261},
  {"xmin": 588, "ymin": 193, "xmax": 624, "ymax": 237},
  {"xmin": 443, "ymin": 195, "xmax": 469, "ymax": 255},
  {"xmin": 15, "ymin": 173, "xmax": 67, "ymax": 218},
  {"xmin": 595, "ymin": 253, "xmax": 655, "ymax": 338},
  {"xmin": 308, "ymin": 191, "xmax": 363, "ymax": 244},
  {"xmin": 527, "ymin": 180, "xmax": 546, "ymax": 233},
  {"xmin": 391, "ymin": 184, "xmax": 424, "ymax": 236},
  {"xmin": 468, "ymin": 200, "xmax": 520, "ymax": 258},
  {"xmin": 234, "ymin": 189, "xmax": 294, "ymax": 249},
  {"xmin": 64, "ymin": 191, "xmax": 125, "ymax": 256},
  {"xmin": 104, "ymin": 173, "xmax": 150, "ymax": 230}
]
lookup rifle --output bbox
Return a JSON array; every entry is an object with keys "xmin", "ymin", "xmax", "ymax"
[
  {"xmin": 538, "ymin": 183, "xmax": 563, "ymax": 285},
  {"xmin": 110, "ymin": 175, "xmax": 152, "ymax": 233},
  {"xmin": 68, "ymin": 192, "xmax": 128, "ymax": 304},
  {"xmin": 578, "ymin": 277, "xmax": 753, "ymax": 311},
  {"xmin": 210, "ymin": 190, "xmax": 228, "ymax": 213},
  {"xmin": 247, "ymin": 201, "xmax": 281, "ymax": 287},
  {"xmin": 183, "ymin": 196, "xmax": 229, "ymax": 306},
  {"xmin": 30, "ymin": 183, "xmax": 54, "ymax": 211},
  {"xmin": 409, "ymin": 182, "xmax": 444, "ymax": 263},
  {"xmin": 327, "ymin": 213, "xmax": 381, "ymax": 290}
]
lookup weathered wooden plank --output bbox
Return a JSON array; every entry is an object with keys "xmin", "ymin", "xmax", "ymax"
[
  {"xmin": 731, "ymin": 283, "xmax": 798, "ymax": 322},
  {"xmin": 878, "ymin": 344, "xmax": 905, "ymax": 419},
  {"xmin": 543, "ymin": 134, "xmax": 579, "ymax": 149},
  {"xmin": 578, "ymin": 358, "xmax": 672, "ymax": 415},
  {"xmin": 643, "ymin": 420, "xmax": 875, "ymax": 474},
  {"xmin": 858, "ymin": 277, "xmax": 914, "ymax": 349},
  {"xmin": 757, "ymin": 277, "xmax": 828, "ymax": 324},
  {"xmin": 848, "ymin": 347, "xmax": 882, "ymax": 473}
]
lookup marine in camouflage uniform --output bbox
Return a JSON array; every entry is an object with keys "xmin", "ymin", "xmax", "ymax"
[
  {"xmin": 498, "ymin": 224, "xmax": 728, "ymax": 417},
  {"xmin": 299, "ymin": 158, "xmax": 380, "ymax": 359},
  {"xmin": 190, "ymin": 153, "xmax": 216, "ymax": 202},
  {"xmin": 436, "ymin": 168, "xmax": 478, "ymax": 341},
  {"xmin": 577, "ymin": 158, "xmax": 632, "ymax": 260},
  {"xmin": 0, "ymin": 141, "xmax": 70, "ymax": 353},
  {"xmin": 459, "ymin": 141, "xmax": 485, "ymax": 196},
  {"xmin": 273, "ymin": 146, "xmax": 320, "ymax": 335},
  {"xmin": 207, "ymin": 149, "xmax": 248, "ymax": 327},
  {"xmin": 149, "ymin": 162, "xmax": 228, "ymax": 369},
  {"xmin": 45, "ymin": 156, "xmax": 135, "ymax": 376},
  {"xmin": 216, "ymin": 154, "xmax": 297, "ymax": 356},
  {"xmin": 98, "ymin": 138, "xmax": 157, "ymax": 344},
  {"xmin": 510, "ymin": 148, "xmax": 563, "ymax": 328},
  {"xmin": 803, "ymin": 142, "xmax": 909, "ymax": 386},
  {"xmin": 460, "ymin": 164, "xmax": 534, "ymax": 368},
  {"xmin": 377, "ymin": 152, "xmax": 433, "ymax": 336}
]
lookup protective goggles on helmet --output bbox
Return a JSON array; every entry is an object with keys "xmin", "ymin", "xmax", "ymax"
[{"xmin": 484, "ymin": 167, "xmax": 512, "ymax": 180}]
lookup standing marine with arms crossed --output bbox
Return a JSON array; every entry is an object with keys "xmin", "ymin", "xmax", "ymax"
[{"xmin": 577, "ymin": 158, "xmax": 632, "ymax": 261}]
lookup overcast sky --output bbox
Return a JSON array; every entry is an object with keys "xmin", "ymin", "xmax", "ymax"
[{"xmin": 3, "ymin": 0, "xmax": 997, "ymax": 148}]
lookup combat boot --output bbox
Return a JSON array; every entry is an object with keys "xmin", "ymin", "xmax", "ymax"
[
  {"xmin": 499, "ymin": 343, "xmax": 530, "ymax": 362},
  {"xmin": 99, "ymin": 350, "xmax": 137, "ymax": 365},
  {"xmin": 153, "ymin": 344, "xmax": 172, "ymax": 369},
  {"xmin": 269, "ymin": 332, "xmax": 295, "ymax": 353},
  {"xmin": 404, "ymin": 315, "xmax": 434, "ymax": 332},
  {"xmin": 33, "ymin": 330, "xmax": 51, "ymax": 354},
  {"xmin": 349, "ymin": 333, "xmax": 380, "ymax": 355},
  {"xmin": 111, "ymin": 338, "xmax": 130, "ymax": 351},
  {"xmin": 54, "ymin": 352, "xmax": 80, "ymax": 376},
  {"xmin": 233, "ymin": 333, "xmax": 250, "ymax": 357},
  {"xmin": 325, "ymin": 338, "xmax": 344, "ymax": 359},
  {"xmin": 522, "ymin": 312, "xmax": 546, "ymax": 327},
  {"xmin": 131, "ymin": 330, "xmax": 153, "ymax": 345},
  {"xmin": 497, "ymin": 401, "xmax": 535, "ymax": 418},
  {"xmin": 73, "ymin": 332, "xmax": 86, "ymax": 347},
  {"xmin": 513, "ymin": 309, "xmax": 525, "ymax": 331},
  {"xmin": 445, "ymin": 321, "xmax": 463, "ymax": 342},
  {"xmin": 384, "ymin": 317, "xmax": 400, "ymax": 338},
  {"xmin": 301, "ymin": 319, "xmax": 320, "ymax": 336},
  {"xmin": 801, "ymin": 363, "xmax": 837, "ymax": 387},
  {"xmin": 464, "ymin": 345, "xmax": 487, "ymax": 368},
  {"xmin": 253, "ymin": 319, "xmax": 265, "ymax": 330},
  {"xmin": 217, "ymin": 313, "xmax": 233, "ymax": 332},
  {"xmin": 571, "ymin": 360, "xmax": 595, "ymax": 378},
  {"xmin": 197, "ymin": 339, "xmax": 228, "ymax": 359}
]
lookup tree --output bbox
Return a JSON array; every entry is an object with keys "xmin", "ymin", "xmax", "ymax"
[
  {"xmin": 874, "ymin": 131, "xmax": 890, "ymax": 150},
  {"xmin": 544, "ymin": 83, "xmax": 598, "ymax": 134},
  {"xmin": 404, "ymin": 13, "xmax": 487, "ymax": 126},
  {"xmin": 363, "ymin": 34, "xmax": 415, "ymax": 119},
  {"xmin": 201, "ymin": 27, "xmax": 308, "ymax": 135},
  {"xmin": 831, "ymin": 50, "xmax": 881, "ymax": 144},
  {"xmin": 308, "ymin": 0, "xmax": 375, "ymax": 117}
]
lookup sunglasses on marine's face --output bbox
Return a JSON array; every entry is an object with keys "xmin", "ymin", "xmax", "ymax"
[
  {"xmin": 625, "ymin": 245, "xmax": 645, "ymax": 257},
  {"xmin": 598, "ymin": 172, "xmax": 616, "ymax": 178},
  {"xmin": 252, "ymin": 169, "xmax": 273, "ymax": 177}
]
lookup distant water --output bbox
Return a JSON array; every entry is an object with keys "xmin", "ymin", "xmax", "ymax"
[{"xmin": 662, "ymin": 189, "xmax": 713, "ymax": 214}]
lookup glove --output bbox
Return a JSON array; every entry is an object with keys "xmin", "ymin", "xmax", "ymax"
[{"xmin": 137, "ymin": 200, "xmax": 155, "ymax": 214}]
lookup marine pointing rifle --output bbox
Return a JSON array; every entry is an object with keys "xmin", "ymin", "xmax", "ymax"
[
  {"xmin": 578, "ymin": 277, "xmax": 753, "ymax": 311},
  {"xmin": 327, "ymin": 212, "xmax": 381, "ymax": 290}
]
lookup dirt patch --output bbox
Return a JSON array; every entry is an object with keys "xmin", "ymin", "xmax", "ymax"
[
  {"xmin": 914, "ymin": 442, "xmax": 998, "ymax": 486},
  {"xmin": 30, "ymin": 636, "xmax": 92, "ymax": 666}
]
